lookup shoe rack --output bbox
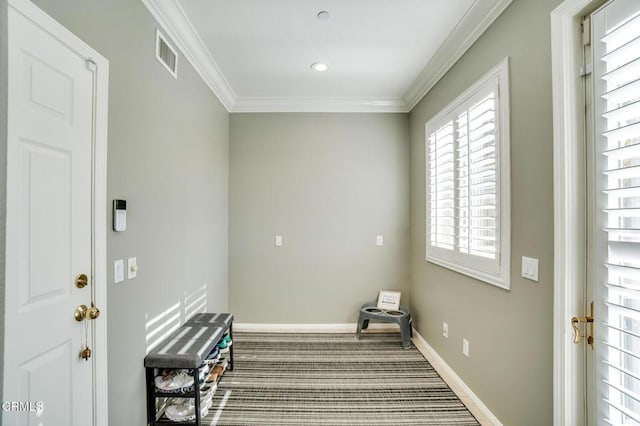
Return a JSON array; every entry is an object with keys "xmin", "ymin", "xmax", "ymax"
[{"xmin": 144, "ymin": 314, "xmax": 234, "ymax": 425}]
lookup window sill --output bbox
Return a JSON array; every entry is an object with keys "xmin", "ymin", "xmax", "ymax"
[{"xmin": 426, "ymin": 255, "xmax": 510, "ymax": 291}]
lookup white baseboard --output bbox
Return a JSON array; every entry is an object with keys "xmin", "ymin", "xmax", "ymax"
[
  {"xmin": 234, "ymin": 322, "xmax": 400, "ymax": 333},
  {"xmin": 411, "ymin": 328, "xmax": 503, "ymax": 426}
]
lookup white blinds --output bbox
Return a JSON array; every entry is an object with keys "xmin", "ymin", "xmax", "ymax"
[
  {"xmin": 456, "ymin": 93, "xmax": 498, "ymax": 259},
  {"xmin": 428, "ymin": 122, "xmax": 455, "ymax": 251},
  {"xmin": 428, "ymin": 93, "xmax": 497, "ymax": 258},
  {"xmin": 425, "ymin": 59, "xmax": 509, "ymax": 289},
  {"xmin": 593, "ymin": 2, "xmax": 640, "ymax": 424},
  {"xmin": 427, "ymin": 85, "xmax": 500, "ymax": 271}
]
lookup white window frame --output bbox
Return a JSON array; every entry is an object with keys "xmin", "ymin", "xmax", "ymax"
[{"xmin": 425, "ymin": 57, "xmax": 511, "ymax": 290}]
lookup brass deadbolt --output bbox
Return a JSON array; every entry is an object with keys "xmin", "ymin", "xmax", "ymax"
[{"xmin": 75, "ymin": 273, "xmax": 88, "ymax": 289}]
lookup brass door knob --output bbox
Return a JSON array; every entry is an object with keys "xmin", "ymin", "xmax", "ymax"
[
  {"xmin": 86, "ymin": 304, "xmax": 100, "ymax": 320},
  {"xmin": 74, "ymin": 304, "xmax": 101, "ymax": 321}
]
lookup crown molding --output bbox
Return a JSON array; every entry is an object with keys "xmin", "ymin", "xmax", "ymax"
[
  {"xmin": 230, "ymin": 97, "xmax": 410, "ymax": 113},
  {"xmin": 403, "ymin": 0, "xmax": 514, "ymax": 110},
  {"xmin": 141, "ymin": 0, "xmax": 236, "ymax": 110},
  {"xmin": 142, "ymin": 0, "xmax": 512, "ymax": 113}
]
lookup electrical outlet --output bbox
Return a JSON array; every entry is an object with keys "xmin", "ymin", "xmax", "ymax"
[
  {"xmin": 442, "ymin": 322, "xmax": 449, "ymax": 338},
  {"xmin": 376, "ymin": 235, "xmax": 384, "ymax": 246},
  {"xmin": 463, "ymin": 338, "xmax": 470, "ymax": 357},
  {"xmin": 275, "ymin": 235, "xmax": 283, "ymax": 247}
]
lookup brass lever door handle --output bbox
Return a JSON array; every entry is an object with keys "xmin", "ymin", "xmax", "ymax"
[
  {"xmin": 74, "ymin": 303, "xmax": 101, "ymax": 322},
  {"xmin": 571, "ymin": 302, "xmax": 594, "ymax": 347},
  {"xmin": 571, "ymin": 316, "xmax": 593, "ymax": 343}
]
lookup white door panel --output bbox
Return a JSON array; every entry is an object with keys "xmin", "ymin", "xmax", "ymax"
[
  {"xmin": 18, "ymin": 142, "xmax": 71, "ymax": 306},
  {"xmin": 18, "ymin": 340, "xmax": 74, "ymax": 426},
  {"xmin": 5, "ymin": 5, "xmax": 95, "ymax": 426}
]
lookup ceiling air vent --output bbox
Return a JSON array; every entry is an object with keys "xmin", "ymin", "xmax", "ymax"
[{"xmin": 155, "ymin": 29, "xmax": 178, "ymax": 78}]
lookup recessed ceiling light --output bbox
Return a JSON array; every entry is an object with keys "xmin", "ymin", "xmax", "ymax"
[
  {"xmin": 311, "ymin": 62, "xmax": 329, "ymax": 72},
  {"xmin": 317, "ymin": 11, "xmax": 330, "ymax": 21}
]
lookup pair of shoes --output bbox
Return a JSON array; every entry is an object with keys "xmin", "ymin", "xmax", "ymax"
[
  {"xmin": 209, "ymin": 365, "xmax": 225, "ymax": 383},
  {"xmin": 206, "ymin": 347, "xmax": 220, "ymax": 360},
  {"xmin": 198, "ymin": 364, "xmax": 209, "ymax": 380},
  {"xmin": 218, "ymin": 340, "xmax": 232, "ymax": 354},
  {"xmin": 165, "ymin": 400, "xmax": 212, "ymax": 422},
  {"xmin": 216, "ymin": 358, "xmax": 228, "ymax": 373},
  {"xmin": 205, "ymin": 353, "xmax": 220, "ymax": 366},
  {"xmin": 205, "ymin": 356, "xmax": 220, "ymax": 367},
  {"xmin": 154, "ymin": 369, "xmax": 194, "ymax": 392},
  {"xmin": 206, "ymin": 369, "xmax": 219, "ymax": 383},
  {"xmin": 200, "ymin": 382, "xmax": 217, "ymax": 397},
  {"xmin": 217, "ymin": 333, "xmax": 232, "ymax": 350}
]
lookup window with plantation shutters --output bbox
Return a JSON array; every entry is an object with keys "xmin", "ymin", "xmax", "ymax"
[
  {"xmin": 425, "ymin": 58, "xmax": 510, "ymax": 289},
  {"xmin": 592, "ymin": 1, "xmax": 640, "ymax": 423}
]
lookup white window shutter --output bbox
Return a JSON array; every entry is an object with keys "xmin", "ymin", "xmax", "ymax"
[{"xmin": 425, "ymin": 58, "xmax": 510, "ymax": 289}]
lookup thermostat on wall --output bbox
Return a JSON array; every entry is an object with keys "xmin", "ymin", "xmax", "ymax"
[{"xmin": 113, "ymin": 199, "xmax": 127, "ymax": 232}]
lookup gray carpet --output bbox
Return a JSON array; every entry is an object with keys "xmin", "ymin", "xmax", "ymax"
[{"xmin": 204, "ymin": 332, "xmax": 480, "ymax": 425}]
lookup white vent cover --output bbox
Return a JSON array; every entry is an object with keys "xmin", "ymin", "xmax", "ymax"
[{"xmin": 155, "ymin": 29, "xmax": 178, "ymax": 78}]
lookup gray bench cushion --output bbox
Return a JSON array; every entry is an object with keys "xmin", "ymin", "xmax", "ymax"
[
  {"xmin": 144, "ymin": 324, "xmax": 224, "ymax": 368},
  {"xmin": 185, "ymin": 312, "xmax": 233, "ymax": 329}
]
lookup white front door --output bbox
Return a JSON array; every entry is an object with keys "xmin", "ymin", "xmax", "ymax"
[
  {"xmin": 588, "ymin": 0, "xmax": 640, "ymax": 423},
  {"xmin": 4, "ymin": 2, "xmax": 108, "ymax": 425}
]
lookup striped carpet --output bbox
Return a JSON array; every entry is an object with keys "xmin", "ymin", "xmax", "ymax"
[{"xmin": 204, "ymin": 332, "xmax": 479, "ymax": 425}]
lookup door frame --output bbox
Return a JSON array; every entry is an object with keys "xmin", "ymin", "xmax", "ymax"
[
  {"xmin": 551, "ymin": 0, "xmax": 602, "ymax": 424},
  {"xmin": 7, "ymin": 1, "xmax": 109, "ymax": 425}
]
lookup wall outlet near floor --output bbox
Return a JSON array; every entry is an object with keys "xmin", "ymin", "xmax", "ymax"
[
  {"xmin": 376, "ymin": 235, "xmax": 384, "ymax": 246},
  {"xmin": 462, "ymin": 338, "xmax": 470, "ymax": 357},
  {"xmin": 442, "ymin": 322, "xmax": 449, "ymax": 338},
  {"xmin": 275, "ymin": 235, "xmax": 283, "ymax": 247}
]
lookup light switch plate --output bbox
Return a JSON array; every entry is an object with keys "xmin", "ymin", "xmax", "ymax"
[
  {"xmin": 128, "ymin": 257, "xmax": 137, "ymax": 279},
  {"xmin": 521, "ymin": 256, "xmax": 539, "ymax": 282},
  {"xmin": 114, "ymin": 259, "xmax": 124, "ymax": 284},
  {"xmin": 376, "ymin": 235, "xmax": 384, "ymax": 246}
]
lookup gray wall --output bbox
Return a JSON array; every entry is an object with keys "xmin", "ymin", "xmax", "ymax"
[
  {"xmin": 0, "ymin": 0, "xmax": 7, "ymax": 411},
  {"xmin": 229, "ymin": 113, "xmax": 410, "ymax": 323},
  {"xmin": 4, "ymin": 0, "xmax": 562, "ymax": 423},
  {"xmin": 409, "ymin": 0, "xmax": 560, "ymax": 424},
  {"xmin": 29, "ymin": 1, "xmax": 229, "ymax": 425}
]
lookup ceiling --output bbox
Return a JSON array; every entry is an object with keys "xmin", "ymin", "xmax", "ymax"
[{"xmin": 143, "ymin": 0, "xmax": 512, "ymax": 112}]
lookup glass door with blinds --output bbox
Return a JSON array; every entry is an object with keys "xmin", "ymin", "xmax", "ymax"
[{"xmin": 590, "ymin": 0, "xmax": 640, "ymax": 424}]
